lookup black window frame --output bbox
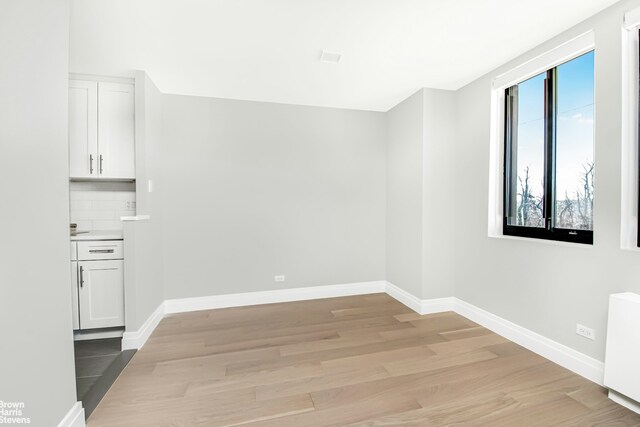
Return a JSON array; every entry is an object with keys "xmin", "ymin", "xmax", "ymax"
[
  {"xmin": 637, "ymin": 29, "xmax": 640, "ymax": 248},
  {"xmin": 503, "ymin": 54, "xmax": 594, "ymax": 245}
]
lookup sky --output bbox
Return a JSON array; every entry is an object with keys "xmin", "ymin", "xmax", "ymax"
[{"xmin": 515, "ymin": 50, "xmax": 594, "ymax": 212}]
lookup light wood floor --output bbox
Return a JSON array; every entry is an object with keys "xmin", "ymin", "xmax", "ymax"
[{"xmin": 87, "ymin": 294, "xmax": 640, "ymax": 426}]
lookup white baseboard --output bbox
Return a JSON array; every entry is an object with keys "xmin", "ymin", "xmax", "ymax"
[
  {"xmin": 384, "ymin": 282, "xmax": 604, "ymax": 386},
  {"xmin": 57, "ymin": 402, "xmax": 84, "ymax": 427},
  {"xmin": 385, "ymin": 282, "xmax": 454, "ymax": 315},
  {"xmin": 385, "ymin": 282, "xmax": 423, "ymax": 313},
  {"xmin": 164, "ymin": 281, "xmax": 387, "ymax": 314},
  {"xmin": 122, "ymin": 302, "xmax": 166, "ymax": 350},
  {"xmin": 609, "ymin": 390, "xmax": 640, "ymax": 415},
  {"xmin": 421, "ymin": 297, "xmax": 456, "ymax": 314},
  {"xmin": 453, "ymin": 298, "xmax": 605, "ymax": 385}
]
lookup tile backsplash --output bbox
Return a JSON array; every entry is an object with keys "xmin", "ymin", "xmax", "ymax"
[{"xmin": 70, "ymin": 182, "xmax": 136, "ymax": 231}]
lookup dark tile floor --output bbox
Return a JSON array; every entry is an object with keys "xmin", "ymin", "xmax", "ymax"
[{"xmin": 74, "ymin": 338, "xmax": 135, "ymax": 419}]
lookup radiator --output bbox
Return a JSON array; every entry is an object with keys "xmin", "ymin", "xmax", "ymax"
[{"xmin": 604, "ymin": 292, "xmax": 640, "ymax": 413}]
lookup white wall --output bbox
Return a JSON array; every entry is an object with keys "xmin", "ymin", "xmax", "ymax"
[
  {"xmin": 422, "ymin": 89, "xmax": 457, "ymax": 299},
  {"xmin": 160, "ymin": 95, "xmax": 387, "ymax": 299},
  {"xmin": 0, "ymin": 0, "xmax": 78, "ymax": 425},
  {"xmin": 386, "ymin": 88, "xmax": 457, "ymax": 299},
  {"xmin": 386, "ymin": 90, "xmax": 425, "ymax": 297},
  {"xmin": 455, "ymin": 0, "xmax": 640, "ymax": 361},
  {"xmin": 123, "ymin": 72, "xmax": 166, "ymax": 331}
]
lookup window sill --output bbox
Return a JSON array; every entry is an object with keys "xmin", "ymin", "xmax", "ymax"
[{"xmin": 488, "ymin": 233, "xmax": 595, "ymax": 249}]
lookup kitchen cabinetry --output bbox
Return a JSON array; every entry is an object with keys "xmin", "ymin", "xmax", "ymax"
[
  {"xmin": 71, "ymin": 261, "xmax": 80, "ymax": 330},
  {"xmin": 78, "ymin": 259, "xmax": 125, "ymax": 329},
  {"xmin": 69, "ymin": 80, "xmax": 98, "ymax": 179},
  {"xmin": 71, "ymin": 242, "xmax": 79, "ymax": 329},
  {"xmin": 70, "ymin": 240, "xmax": 125, "ymax": 331},
  {"xmin": 69, "ymin": 79, "xmax": 135, "ymax": 180}
]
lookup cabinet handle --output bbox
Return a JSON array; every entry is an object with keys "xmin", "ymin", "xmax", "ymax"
[
  {"xmin": 79, "ymin": 266, "xmax": 85, "ymax": 288},
  {"xmin": 99, "ymin": 155, "xmax": 103, "ymax": 174},
  {"xmin": 89, "ymin": 249, "xmax": 114, "ymax": 254},
  {"xmin": 89, "ymin": 155, "xmax": 94, "ymax": 174}
]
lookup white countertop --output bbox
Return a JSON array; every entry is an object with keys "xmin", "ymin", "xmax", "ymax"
[{"xmin": 70, "ymin": 230, "xmax": 123, "ymax": 241}]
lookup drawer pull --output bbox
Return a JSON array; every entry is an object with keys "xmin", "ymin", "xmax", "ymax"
[{"xmin": 89, "ymin": 249, "xmax": 114, "ymax": 254}]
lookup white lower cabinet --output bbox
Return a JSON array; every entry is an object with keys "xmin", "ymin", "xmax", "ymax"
[
  {"xmin": 78, "ymin": 260, "xmax": 125, "ymax": 329},
  {"xmin": 71, "ymin": 261, "xmax": 80, "ymax": 330},
  {"xmin": 71, "ymin": 240, "xmax": 125, "ymax": 331}
]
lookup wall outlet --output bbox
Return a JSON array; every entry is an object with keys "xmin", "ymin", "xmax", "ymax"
[
  {"xmin": 274, "ymin": 275, "xmax": 285, "ymax": 282},
  {"xmin": 125, "ymin": 201, "xmax": 136, "ymax": 210},
  {"xmin": 576, "ymin": 323, "xmax": 596, "ymax": 340}
]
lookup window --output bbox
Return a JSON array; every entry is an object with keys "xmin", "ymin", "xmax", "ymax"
[
  {"xmin": 638, "ymin": 29, "xmax": 640, "ymax": 249},
  {"xmin": 503, "ymin": 51, "xmax": 594, "ymax": 244}
]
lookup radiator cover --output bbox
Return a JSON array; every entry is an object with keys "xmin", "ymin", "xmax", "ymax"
[{"xmin": 604, "ymin": 292, "xmax": 640, "ymax": 410}]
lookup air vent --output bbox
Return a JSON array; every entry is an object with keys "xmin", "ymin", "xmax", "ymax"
[{"xmin": 319, "ymin": 50, "xmax": 342, "ymax": 64}]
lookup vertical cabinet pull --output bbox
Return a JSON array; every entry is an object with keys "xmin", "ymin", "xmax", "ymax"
[
  {"xmin": 99, "ymin": 155, "xmax": 103, "ymax": 174},
  {"xmin": 80, "ymin": 266, "xmax": 85, "ymax": 288},
  {"xmin": 89, "ymin": 154, "xmax": 94, "ymax": 174}
]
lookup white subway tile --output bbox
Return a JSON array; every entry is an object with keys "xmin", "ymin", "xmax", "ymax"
[
  {"xmin": 113, "ymin": 191, "xmax": 136, "ymax": 201},
  {"xmin": 92, "ymin": 200, "xmax": 127, "ymax": 210},
  {"xmin": 70, "ymin": 200, "xmax": 92, "ymax": 210},
  {"xmin": 69, "ymin": 185, "xmax": 136, "ymax": 230},
  {"xmin": 71, "ymin": 210, "xmax": 115, "ymax": 220},
  {"xmin": 70, "ymin": 191, "xmax": 95, "ymax": 201},
  {"xmin": 91, "ymin": 191, "xmax": 118, "ymax": 201},
  {"xmin": 92, "ymin": 220, "xmax": 124, "ymax": 230}
]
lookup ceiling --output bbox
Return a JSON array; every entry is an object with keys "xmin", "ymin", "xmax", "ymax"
[{"xmin": 70, "ymin": 0, "xmax": 618, "ymax": 112}]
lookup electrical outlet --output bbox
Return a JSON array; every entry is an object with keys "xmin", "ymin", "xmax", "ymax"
[
  {"xmin": 576, "ymin": 323, "xmax": 596, "ymax": 340},
  {"xmin": 125, "ymin": 201, "xmax": 136, "ymax": 210},
  {"xmin": 274, "ymin": 275, "xmax": 285, "ymax": 282}
]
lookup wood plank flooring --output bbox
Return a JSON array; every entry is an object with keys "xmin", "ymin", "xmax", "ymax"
[{"xmin": 87, "ymin": 294, "xmax": 640, "ymax": 426}]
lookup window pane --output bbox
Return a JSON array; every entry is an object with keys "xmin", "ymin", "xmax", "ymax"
[
  {"xmin": 555, "ymin": 51, "xmax": 594, "ymax": 230},
  {"xmin": 509, "ymin": 72, "xmax": 546, "ymax": 228}
]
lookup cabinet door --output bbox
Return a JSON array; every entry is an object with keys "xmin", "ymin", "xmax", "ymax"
[
  {"xmin": 78, "ymin": 260, "xmax": 125, "ymax": 329},
  {"xmin": 69, "ymin": 80, "xmax": 98, "ymax": 178},
  {"xmin": 98, "ymin": 82, "xmax": 135, "ymax": 179},
  {"xmin": 71, "ymin": 262, "xmax": 80, "ymax": 330}
]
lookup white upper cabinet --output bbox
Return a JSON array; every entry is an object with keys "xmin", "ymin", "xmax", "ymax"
[
  {"xmin": 98, "ymin": 82, "xmax": 135, "ymax": 179},
  {"xmin": 69, "ymin": 80, "xmax": 98, "ymax": 178},
  {"xmin": 69, "ymin": 79, "xmax": 135, "ymax": 180}
]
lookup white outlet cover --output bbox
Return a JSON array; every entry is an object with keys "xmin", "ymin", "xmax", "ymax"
[
  {"xmin": 274, "ymin": 275, "xmax": 285, "ymax": 282},
  {"xmin": 576, "ymin": 323, "xmax": 596, "ymax": 340}
]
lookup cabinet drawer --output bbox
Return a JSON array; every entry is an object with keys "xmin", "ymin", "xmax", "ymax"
[{"xmin": 77, "ymin": 241, "xmax": 123, "ymax": 260}]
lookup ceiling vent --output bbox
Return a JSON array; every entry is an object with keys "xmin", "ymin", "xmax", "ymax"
[{"xmin": 319, "ymin": 50, "xmax": 342, "ymax": 64}]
